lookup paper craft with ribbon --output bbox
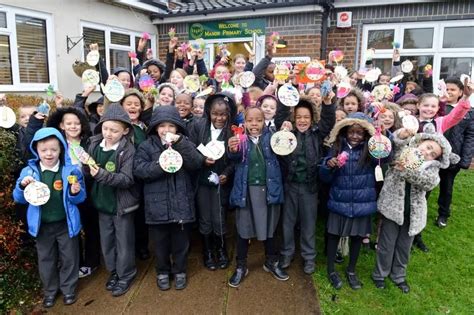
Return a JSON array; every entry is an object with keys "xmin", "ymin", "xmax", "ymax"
[
  {"xmin": 270, "ymin": 130, "xmax": 297, "ymax": 156},
  {"xmin": 0, "ymin": 105, "xmax": 16, "ymax": 128},
  {"xmin": 277, "ymin": 83, "xmax": 300, "ymax": 107},
  {"xmin": 103, "ymin": 79, "xmax": 125, "ymax": 102},
  {"xmin": 86, "ymin": 50, "xmax": 100, "ymax": 66},
  {"xmin": 24, "ymin": 181, "xmax": 51, "ymax": 206},
  {"xmin": 197, "ymin": 140, "xmax": 226, "ymax": 160}
]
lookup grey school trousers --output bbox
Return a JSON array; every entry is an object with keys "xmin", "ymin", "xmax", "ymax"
[
  {"xmin": 372, "ymin": 216, "xmax": 415, "ymax": 284},
  {"xmin": 36, "ymin": 220, "xmax": 79, "ymax": 296},
  {"xmin": 280, "ymin": 181, "xmax": 318, "ymax": 261},
  {"xmin": 98, "ymin": 212, "xmax": 137, "ymax": 282}
]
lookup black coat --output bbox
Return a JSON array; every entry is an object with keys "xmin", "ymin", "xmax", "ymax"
[
  {"xmin": 443, "ymin": 106, "xmax": 474, "ymax": 169},
  {"xmin": 133, "ymin": 135, "xmax": 205, "ymax": 225}
]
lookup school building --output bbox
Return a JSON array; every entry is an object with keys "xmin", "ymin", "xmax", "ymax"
[{"xmin": 0, "ymin": 0, "xmax": 473, "ymax": 98}]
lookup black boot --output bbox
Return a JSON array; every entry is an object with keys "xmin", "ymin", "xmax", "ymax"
[
  {"xmin": 229, "ymin": 261, "xmax": 248, "ymax": 288},
  {"xmin": 215, "ymin": 235, "xmax": 230, "ymax": 269},
  {"xmin": 202, "ymin": 234, "xmax": 217, "ymax": 270},
  {"xmin": 413, "ymin": 234, "xmax": 429, "ymax": 252}
]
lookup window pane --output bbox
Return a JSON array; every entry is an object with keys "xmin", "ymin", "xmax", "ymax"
[
  {"xmin": 16, "ymin": 15, "xmax": 49, "ymax": 83},
  {"xmin": 0, "ymin": 12, "xmax": 6, "ymax": 28},
  {"xmin": 403, "ymin": 28, "xmax": 433, "ymax": 49},
  {"xmin": 110, "ymin": 49, "xmax": 131, "ymax": 72},
  {"xmin": 367, "ymin": 30, "xmax": 394, "ymax": 49},
  {"xmin": 401, "ymin": 55, "xmax": 434, "ymax": 82},
  {"xmin": 0, "ymin": 35, "xmax": 12, "ymax": 84},
  {"xmin": 111, "ymin": 32, "xmax": 130, "ymax": 46},
  {"xmin": 83, "ymin": 27, "xmax": 106, "ymax": 65},
  {"xmin": 372, "ymin": 59, "xmax": 392, "ymax": 75},
  {"xmin": 443, "ymin": 26, "xmax": 474, "ymax": 48},
  {"xmin": 440, "ymin": 57, "xmax": 473, "ymax": 80}
]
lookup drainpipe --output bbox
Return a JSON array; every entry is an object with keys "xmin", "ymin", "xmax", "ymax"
[{"xmin": 320, "ymin": 1, "xmax": 334, "ymax": 61}]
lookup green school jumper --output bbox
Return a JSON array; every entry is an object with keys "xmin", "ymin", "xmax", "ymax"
[
  {"xmin": 91, "ymin": 146, "xmax": 117, "ymax": 215},
  {"xmin": 40, "ymin": 167, "xmax": 66, "ymax": 223}
]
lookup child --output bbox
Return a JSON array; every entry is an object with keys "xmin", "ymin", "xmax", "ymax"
[
  {"xmin": 377, "ymin": 102, "xmax": 402, "ymax": 133},
  {"xmin": 256, "ymin": 95, "xmax": 278, "ymax": 133},
  {"xmin": 192, "ymin": 96, "xmax": 206, "ymax": 117},
  {"xmin": 227, "ymin": 106, "xmax": 288, "ymax": 288},
  {"xmin": 306, "ymin": 86, "xmax": 323, "ymax": 121},
  {"xmin": 170, "ymin": 68, "xmax": 187, "ymax": 91},
  {"xmin": 175, "ymin": 93, "xmax": 194, "ymax": 125},
  {"xmin": 335, "ymin": 109, "xmax": 347, "ymax": 123},
  {"xmin": 252, "ymin": 43, "xmax": 275, "ymax": 90},
  {"xmin": 320, "ymin": 113, "xmax": 390, "ymax": 290},
  {"xmin": 337, "ymin": 89, "xmax": 365, "ymax": 115},
  {"xmin": 396, "ymin": 93, "xmax": 418, "ymax": 116},
  {"xmin": 13, "ymin": 127, "xmax": 85, "ymax": 307},
  {"xmin": 85, "ymin": 104, "xmax": 139, "ymax": 297},
  {"xmin": 373, "ymin": 129, "xmax": 459, "ymax": 293},
  {"xmin": 278, "ymin": 93, "xmax": 336, "ymax": 275},
  {"xmin": 133, "ymin": 106, "xmax": 205, "ymax": 290}
]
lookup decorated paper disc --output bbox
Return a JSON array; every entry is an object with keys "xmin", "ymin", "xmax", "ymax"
[
  {"xmin": 271, "ymin": 130, "xmax": 297, "ymax": 156},
  {"xmin": 159, "ymin": 147, "xmax": 183, "ymax": 173},
  {"xmin": 104, "ymin": 79, "xmax": 125, "ymax": 102},
  {"xmin": 336, "ymin": 81, "xmax": 351, "ymax": 99},
  {"xmin": 390, "ymin": 74, "xmax": 404, "ymax": 83},
  {"xmin": 368, "ymin": 134, "xmax": 392, "ymax": 159},
  {"xmin": 305, "ymin": 61, "xmax": 325, "ymax": 82},
  {"xmin": 196, "ymin": 87, "xmax": 214, "ymax": 98},
  {"xmin": 402, "ymin": 115, "xmax": 419, "ymax": 133},
  {"xmin": 82, "ymin": 69, "xmax": 100, "ymax": 87},
  {"xmin": 24, "ymin": 181, "xmax": 51, "ymax": 206},
  {"xmin": 206, "ymin": 140, "xmax": 225, "ymax": 160},
  {"xmin": 364, "ymin": 68, "xmax": 381, "ymax": 83},
  {"xmin": 0, "ymin": 106, "xmax": 17, "ymax": 128},
  {"xmin": 398, "ymin": 147, "xmax": 425, "ymax": 171},
  {"xmin": 401, "ymin": 60, "xmax": 414, "ymax": 73},
  {"xmin": 329, "ymin": 50, "xmax": 344, "ymax": 63},
  {"xmin": 273, "ymin": 64, "xmax": 290, "ymax": 82},
  {"xmin": 277, "ymin": 83, "xmax": 300, "ymax": 107},
  {"xmin": 86, "ymin": 50, "xmax": 100, "ymax": 66},
  {"xmin": 436, "ymin": 79, "xmax": 447, "ymax": 97},
  {"xmin": 372, "ymin": 85, "xmax": 391, "ymax": 101},
  {"xmin": 334, "ymin": 66, "xmax": 348, "ymax": 80},
  {"xmin": 183, "ymin": 75, "xmax": 200, "ymax": 93},
  {"xmin": 239, "ymin": 71, "xmax": 255, "ymax": 88},
  {"xmin": 139, "ymin": 74, "xmax": 155, "ymax": 92}
]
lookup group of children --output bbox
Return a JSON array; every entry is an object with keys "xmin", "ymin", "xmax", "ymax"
[{"xmin": 7, "ymin": 34, "xmax": 474, "ymax": 308}]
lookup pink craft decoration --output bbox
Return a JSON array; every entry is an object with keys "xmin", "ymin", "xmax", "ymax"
[
  {"xmin": 142, "ymin": 32, "xmax": 150, "ymax": 40},
  {"xmin": 139, "ymin": 74, "xmax": 154, "ymax": 92},
  {"xmin": 128, "ymin": 52, "xmax": 137, "ymax": 59},
  {"xmin": 337, "ymin": 151, "xmax": 349, "ymax": 167},
  {"xmin": 336, "ymin": 86, "xmax": 350, "ymax": 98},
  {"xmin": 329, "ymin": 50, "xmax": 344, "ymax": 63},
  {"xmin": 231, "ymin": 125, "xmax": 248, "ymax": 161}
]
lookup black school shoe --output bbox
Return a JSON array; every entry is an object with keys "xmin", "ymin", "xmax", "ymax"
[
  {"xmin": 175, "ymin": 273, "xmax": 187, "ymax": 290},
  {"xmin": 63, "ymin": 293, "xmax": 77, "ymax": 305},
  {"xmin": 436, "ymin": 216, "xmax": 448, "ymax": 228},
  {"xmin": 328, "ymin": 272, "xmax": 343, "ymax": 290},
  {"xmin": 396, "ymin": 281, "xmax": 410, "ymax": 293},
  {"xmin": 42, "ymin": 294, "xmax": 56, "ymax": 308},
  {"xmin": 157, "ymin": 274, "xmax": 170, "ymax": 291},
  {"xmin": 263, "ymin": 260, "xmax": 289, "ymax": 281},
  {"xmin": 105, "ymin": 272, "xmax": 119, "ymax": 291},
  {"xmin": 413, "ymin": 235, "xmax": 429, "ymax": 252},
  {"xmin": 228, "ymin": 266, "xmax": 248, "ymax": 288},
  {"xmin": 346, "ymin": 271, "xmax": 362, "ymax": 290},
  {"xmin": 373, "ymin": 278, "xmax": 386, "ymax": 289},
  {"xmin": 112, "ymin": 277, "xmax": 135, "ymax": 297}
]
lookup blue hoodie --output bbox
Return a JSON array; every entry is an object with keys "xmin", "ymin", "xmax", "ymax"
[{"xmin": 13, "ymin": 128, "xmax": 85, "ymax": 237}]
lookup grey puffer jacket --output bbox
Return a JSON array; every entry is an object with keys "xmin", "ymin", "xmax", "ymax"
[{"xmin": 377, "ymin": 130, "xmax": 460, "ymax": 236}]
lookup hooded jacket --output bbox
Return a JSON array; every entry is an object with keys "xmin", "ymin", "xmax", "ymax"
[
  {"xmin": 86, "ymin": 104, "xmax": 139, "ymax": 215},
  {"xmin": 133, "ymin": 106, "xmax": 205, "ymax": 225},
  {"xmin": 13, "ymin": 128, "xmax": 86, "ymax": 237},
  {"xmin": 378, "ymin": 130, "xmax": 460, "ymax": 235}
]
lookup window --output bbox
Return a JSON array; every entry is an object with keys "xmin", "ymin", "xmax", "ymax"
[
  {"xmin": 81, "ymin": 22, "xmax": 156, "ymax": 75},
  {"xmin": 362, "ymin": 21, "xmax": 474, "ymax": 86},
  {"xmin": 0, "ymin": 7, "xmax": 56, "ymax": 91}
]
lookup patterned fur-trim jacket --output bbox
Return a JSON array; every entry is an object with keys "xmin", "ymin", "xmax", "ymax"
[{"xmin": 377, "ymin": 130, "xmax": 460, "ymax": 236}]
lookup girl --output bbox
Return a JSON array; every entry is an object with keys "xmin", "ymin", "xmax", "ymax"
[
  {"xmin": 376, "ymin": 102, "xmax": 402, "ymax": 133},
  {"xmin": 170, "ymin": 68, "xmax": 187, "ymax": 92},
  {"xmin": 192, "ymin": 96, "xmax": 206, "ymax": 118},
  {"xmin": 227, "ymin": 106, "xmax": 288, "ymax": 288},
  {"xmin": 175, "ymin": 93, "xmax": 194, "ymax": 125},
  {"xmin": 189, "ymin": 92, "xmax": 236, "ymax": 271},
  {"xmin": 337, "ymin": 89, "xmax": 365, "ymax": 115},
  {"xmin": 256, "ymin": 95, "xmax": 278, "ymax": 133},
  {"xmin": 306, "ymin": 86, "xmax": 323, "ymax": 122},
  {"xmin": 320, "ymin": 112, "xmax": 390, "ymax": 290}
]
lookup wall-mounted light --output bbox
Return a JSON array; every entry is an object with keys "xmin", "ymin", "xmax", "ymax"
[{"xmin": 276, "ymin": 38, "xmax": 287, "ymax": 49}]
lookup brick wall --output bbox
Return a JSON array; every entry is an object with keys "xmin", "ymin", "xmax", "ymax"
[{"xmin": 326, "ymin": 27, "xmax": 357, "ymax": 70}]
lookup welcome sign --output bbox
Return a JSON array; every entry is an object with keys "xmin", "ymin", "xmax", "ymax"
[{"xmin": 189, "ymin": 19, "xmax": 266, "ymax": 40}]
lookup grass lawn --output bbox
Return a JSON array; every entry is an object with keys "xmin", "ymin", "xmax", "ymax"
[{"xmin": 313, "ymin": 170, "xmax": 474, "ymax": 314}]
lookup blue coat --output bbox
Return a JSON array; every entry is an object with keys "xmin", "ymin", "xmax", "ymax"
[
  {"xmin": 229, "ymin": 129, "xmax": 284, "ymax": 208},
  {"xmin": 13, "ymin": 128, "xmax": 86, "ymax": 238},
  {"xmin": 319, "ymin": 140, "xmax": 380, "ymax": 218}
]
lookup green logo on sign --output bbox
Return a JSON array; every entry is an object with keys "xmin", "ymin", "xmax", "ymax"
[{"xmin": 190, "ymin": 23, "xmax": 204, "ymax": 39}]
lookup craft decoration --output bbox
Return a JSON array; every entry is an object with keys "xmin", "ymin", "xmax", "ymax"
[
  {"xmin": 197, "ymin": 140, "xmax": 226, "ymax": 160},
  {"xmin": 460, "ymin": 73, "xmax": 471, "ymax": 84},
  {"xmin": 138, "ymin": 75, "xmax": 154, "ymax": 93},
  {"xmin": 390, "ymin": 74, "xmax": 404, "ymax": 83},
  {"xmin": 392, "ymin": 41, "xmax": 400, "ymax": 49},
  {"xmin": 424, "ymin": 64, "xmax": 433, "ymax": 76},
  {"xmin": 37, "ymin": 101, "xmax": 51, "ymax": 117},
  {"xmin": 208, "ymin": 171, "xmax": 220, "ymax": 185},
  {"xmin": 239, "ymin": 71, "xmax": 255, "ymax": 88},
  {"xmin": 368, "ymin": 132, "xmax": 392, "ymax": 159},
  {"xmin": 103, "ymin": 79, "xmax": 125, "ymax": 102},
  {"xmin": 0, "ymin": 105, "xmax": 16, "ymax": 128},
  {"xmin": 277, "ymin": 83, "xmax": 300, "ymax": 107},
  {"xmin": 128, "ymin": 52, "xmax": 137, "ymax": 59},
  {"xmin": 82, "ymin": 69, "xmax": 100, "ymax": 87},
  {"xmin": 231, "ymin": 125, "xmax": 248, "ymax": 159},
  {"xmin": 218, "ymin": 43, "xmax": 231, "ymax": 57},
  {"xmin": 334, "ymin": 65, "xmax": 348, "ymax": 80},
  {"xmin": 270, "ymin": 32, "xmax": 280, "ymax": 44},
  {"xmin": 391, "ymin": 84, "xmax": 400, "ymax": 95},
  {"xmin": 86, "ymin": 50, "xmax": 100, "ymax": 66},
  {"xmin": 45, "ymin": 85, "xmax": 55, "ymax": 97},
  {"xmin": 366, "ymin": 48, "xmax": 376, "ymax": 61},
  {"xmin": 337, "ymin": 151, "xmax": 349, "ymax": 167},
  {"xmin": 372, "ymin": 84, "xmax": 391, "ymax": 101},
  {"xmin": 70, "ymin": 142, "xmax": 98, "ymax": 167},
  {"xmin": 142, "ymin": 32, "xmax": 150, "ymax": 40},
  {"xmin": 67, "ymin": 175, "xmax": 78, "ymax": 184},
  {"xmin": 183, "ymin": 75, "xmax": 200, "ymax": 93},
  {"xmin": 364, "ymin": 68, "xmax": 381, "ymax": 83},
  {"xmin": 270, "ymin": 130, "xmax": 297, "ymax": 156},
  {"xmin": 273, "ymin": 64, "xmax": 290, "ymax": 82},
  {"xmin": 402, "ymin": 115, "xmax": 419, "ymax": 133},
  {"xmin": 328, "ymin": 50, "xmax": 344, "ymax": 64},
  {"xmin": 435, "ymin": 79, "xmax": 447, "ymax": 98},
  {"xmin": 168, "ymin": 27, "xmax": 176, "ymax": 38},
  {"xmin": 72, "ymin": 60, "xmax": 95, "ymax": 77},
  {"xmin": 221, "ymin": 72, "xmax": 232, "ymax": 90},
  {"xmin": 321, "ymin": 80, "xmax": 332, "ymax": 98},
  {"xmin": 24, "ymin": 181, "xmax": 51, "ymax": 206},
  {"xmin": 159, "ymin": 136, "xmax": 183, "ymax": 174},
  {"xmin": 398, "ymin": 147, "xmax": 425, "ymax": 171},
  {"xmin": 305, "ymin": 61, "xmax": 326, "ymax": 82},
  {"xmin": 196, "ymin": 87, "xmax": 213, "ymax": 98},
  {"xmin": 336, "ymin": 81, "xmax": 352, "ymax": 99},
  {"xmin": 401, "ymin": 60, "xmax": 414, "ymax": 73}
]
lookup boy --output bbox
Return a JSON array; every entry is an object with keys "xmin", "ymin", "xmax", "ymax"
[
  {"xmin": 84, "ymin": 104, "xmax": 139, "ymax": 297},
  {"xmin": 13, "ymin": 127, "xmax": 85, "ymax": 307}
]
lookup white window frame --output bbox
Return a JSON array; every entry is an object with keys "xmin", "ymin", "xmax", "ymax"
[
  {"xmin": 0, "ymin": 6, "xmax": 57, "ymax": 92},
  {"xmin": 361, "ymin": 20, "xmax": 474, "ymax": 86},
  {"xmin": 80, "ymin": 21, "xmax": 157, "ymax": 75}
]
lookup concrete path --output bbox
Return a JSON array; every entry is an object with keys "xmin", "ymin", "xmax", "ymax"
[{"xmin": 47, "ymin": 235, "xmax": 320, "ymax": 314}]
